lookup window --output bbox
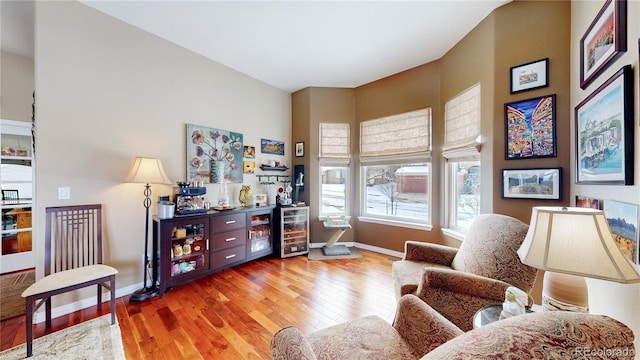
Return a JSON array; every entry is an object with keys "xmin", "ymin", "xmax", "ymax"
[
  {"xmin": 319, "ymin": 123, "xmax": 350, "ymax": 216},
  {"xmin": 443, "ymin": 84, "xmax": 481, "ymax": 234},
  {"xmin": 360, "ymin": 108, "xmax": 431, "ymax": 227},
  {"xmin": 448, "ymin": 161, "xmax": 480, "ymax": 231}
]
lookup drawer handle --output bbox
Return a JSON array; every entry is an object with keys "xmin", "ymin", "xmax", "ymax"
[
  {"xmin": 225, "ymin": 220, "xmax": 236, "ymax": 224},
  {"xmin": 225, "ymin": 254, "xmax": 236, "ymax": 259},
  {"xmin": 225, "ymin": 237, "xmax": 236, "ymax": 242}
]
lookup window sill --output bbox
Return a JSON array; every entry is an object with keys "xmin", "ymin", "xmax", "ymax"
[
  {"xmin": 358, "ymin": 216, "xmax": 432, "ymax": 231},
  {"xmin": 442, "ymin": 228, "xmax": 466, "ymax": 241}
]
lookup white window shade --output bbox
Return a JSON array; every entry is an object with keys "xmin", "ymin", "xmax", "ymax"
[
  {"xmin": 443, "ymin": 83, "xmax": 481, "ymax": 159},
  {"xmin": 319, "ymin": 123, "xmax": 350, "ymax": 162},
  {"xmin": 360, "ymin": 108, "xmax": 431, "ymax": 159}
]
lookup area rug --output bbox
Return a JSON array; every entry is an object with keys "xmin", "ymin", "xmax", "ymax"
[
  {"xmin": 0, "ymin": 315, "xmax": 125, "ymax": 360},
  {"xmin": 308, "ymin": 247, "xmax": 362, "ymax": 260},
  {"xmin": 0, "ymin": 269, "xmax": 35, "ymax": 320}
]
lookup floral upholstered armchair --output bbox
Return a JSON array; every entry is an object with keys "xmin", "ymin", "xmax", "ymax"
[
  {"xmin": 392, "ymin": 213, "xmax": 538, "ymax": 331},
  {"xmin": 271, "ymin": 295, "xmax": 635, "ymax": 360}
]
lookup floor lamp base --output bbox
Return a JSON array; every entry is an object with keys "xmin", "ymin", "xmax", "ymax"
[{"xmin": 129, "ymin": 286, "xmax": 159, "ymax": 302}]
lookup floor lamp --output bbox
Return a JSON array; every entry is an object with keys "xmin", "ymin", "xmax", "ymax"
[
  {"xmin": 125, "ymin": 157, "xmax": 172, "ymax": 302},
  {"xmin": 518, "ymin": 207, "xmax": 640, "ymax": 311}
]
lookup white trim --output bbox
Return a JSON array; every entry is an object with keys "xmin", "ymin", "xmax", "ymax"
[
  {"xmin": 358, "ymin": 216, "xmax": 432, "ymax": 231},
  {"xmin": 310, "ymin": 241, "xmax": 404, "ymax": 259},
  {"xmin": 442, "ymin": 228, "xmax": 466, "ymax": 241}
]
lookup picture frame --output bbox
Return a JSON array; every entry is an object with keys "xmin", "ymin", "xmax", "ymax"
[
  {"xmin": 505, "ymin": 94, "xmax": 556, "ymax": 160},
  {"xmin": 575, "ymin": 65, "xmax": 633, "ymax": 185},
  {"xmin": 186, "ymin": 124, "xmax": 244, "ymax": 184},
  {"xmin": 260, "ymin": 138, "xmax": 284, "ymax": 155},
  {"xmin": 575, "ymin": 195, "xmax": 602, "ymax": 209},
  {"xmin": 603, "ymin": 199, "xmax": 639, "ymax": 265},
  {"xmin": 502, "ymin": 168, "xmax": 562, "ymax": 200},
  {"xmin": 510, "ymin": 58, "xmax": 549, "ymax": 93},
  {"xmin": 295, "ymin": 142, "xmax": 304, "ymax": 157},
  {"xmin": 579, "ymin": 0, "xmax": 627, "ymax": 89}
]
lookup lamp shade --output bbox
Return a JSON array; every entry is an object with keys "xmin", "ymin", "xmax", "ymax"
[
  {"xmin": 518, "ymin": 206, "xmax": 640, "ymax": 284},
  {"xmin": 124, "ymin": 157, "xmax": 172, "ymax": 185}
]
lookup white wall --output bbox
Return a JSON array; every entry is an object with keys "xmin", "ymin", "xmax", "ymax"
[
  {"xmin": 1, "ymin": 51, "xmax": 34, "ymax": 121},
  {"xmin": 571, "ymin": 0, "xmax": 640, "ymax": 354},
  {"xmin": 34, "ymin": 1, "xmax": 290, "ymax": 306}
]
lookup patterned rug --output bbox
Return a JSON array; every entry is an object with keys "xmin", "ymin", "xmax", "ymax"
[
  {"xmin": 0, "ymin": 269, "xmax": 35, "ymax": 320},
  {"xmin": 0, "ymin": 315, "xmax": 125, "ymax": 359}
]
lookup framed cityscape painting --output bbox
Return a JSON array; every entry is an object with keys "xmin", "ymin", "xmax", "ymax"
[
  {"xmin": 505, "ymin": 94, "xmax": 556, "ymax": 159},
  {"xmin": 603, "ymin": 199, "xmax": 639, "ymax": 265},
  {"xmin": 575, "ymin": 65, "xmax": 633, "ymax": 185}
]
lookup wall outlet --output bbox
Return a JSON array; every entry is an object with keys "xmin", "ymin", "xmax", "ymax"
[{"xmin": 58, "ymin": 187, "xmax": 70, "ymax": 200}]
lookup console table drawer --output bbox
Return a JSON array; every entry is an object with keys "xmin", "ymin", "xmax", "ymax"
[
  {"xmin": 212, "ymin": 213, "xmax": 246, "ymax": 232},
  {"xmin": 212, "ymin": 246, "xmax": 246, "ymax": 268},
  {"xmin": 212, "ymin": 229, "xmax": 247, "ymax": 250}
]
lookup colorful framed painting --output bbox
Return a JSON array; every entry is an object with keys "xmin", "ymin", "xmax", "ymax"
[
  {"xmin": 510, "ymin": 58, "xmax": 549, "ymax": 94},
  {"xmin": 261, "ymin": 138, "xmax": 284, "ymax": 155},
  {"xmin": 186, "ymin": 124, "xmax": 244, "ymax": 184},
  {"xmin": 502, "ymin": 168, "xmax": 561, "ymax": 200},
  {"xmin": 243, "ymin": 145, "xmax": 255, "ymax": 159},
  {"xmin": 575, "ymin": 65, "xmax": 633, "ymax": 185},
  {"xmin": 575, "ymin": 195, "xmax": 601, "ymax": 209},
  {"xmin": 579, "ymin": 0, "xmax": 627, "ymax": 89},
  {"xmin": 505, "ymin": 94, "xmax": 556, "ymax": 159},
  {"xmin": 603, "ymin": 199, "xmax": 639, "ymax": 265}
]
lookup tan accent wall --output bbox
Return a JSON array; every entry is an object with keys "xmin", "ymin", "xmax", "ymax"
[{"xmin": 293, "ymin": 1, "xmax": 571, "ymax": 254}]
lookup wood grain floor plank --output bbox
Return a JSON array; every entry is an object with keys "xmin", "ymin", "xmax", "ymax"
[{"xmin": 1, "ymin": 249, "xmax": 399, "ymax": 359}]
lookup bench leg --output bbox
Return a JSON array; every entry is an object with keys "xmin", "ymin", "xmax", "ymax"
[
  {"xmin": 45, "ymin": 298, "xmax": 52, "ymax": 328},
  {"xmin": 97, "ymin": 284, "xmax": 103, "ymax": 311}
]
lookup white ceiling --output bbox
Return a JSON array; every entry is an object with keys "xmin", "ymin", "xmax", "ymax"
[{"xmin": 2, "ymin": 0, "xmax": 510, "ymax": 93}]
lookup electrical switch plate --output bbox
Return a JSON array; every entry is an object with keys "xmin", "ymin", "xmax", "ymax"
[{"xmin": 58, "ymin": 187, "xmax": 70, "ymax": 200}]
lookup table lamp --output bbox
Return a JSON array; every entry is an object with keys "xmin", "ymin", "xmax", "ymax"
[
  {"xmin": 125, "ymin": 157, "xmax": 172, "ymax": 302},
  {"xmin": 518, "ymin": 207, "xmax": 640, "ymax": 312}
]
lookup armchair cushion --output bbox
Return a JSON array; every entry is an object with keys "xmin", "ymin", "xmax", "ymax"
[
  {"xmin": 450, "ymin": 213, "xmax": 537, "ymax": 292},
  {"xmin": 423, "ymin": 311, "xmax": 635, "ymax": 360}
]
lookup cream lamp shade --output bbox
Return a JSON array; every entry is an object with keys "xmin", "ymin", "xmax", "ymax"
[
  {"xmin": 518, "ymin": 206, "xmax": 640, "ymax": 284},
  {"xmin": 124, "ymin": 157, "xmax": 172, "ymax": 185}
]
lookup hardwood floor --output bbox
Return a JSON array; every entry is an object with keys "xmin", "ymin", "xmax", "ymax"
[{"xmin": 1, "ymin": 249, "xmax": 399, "ymax": 359}]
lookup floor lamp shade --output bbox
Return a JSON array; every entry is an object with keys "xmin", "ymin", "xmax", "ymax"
[
  {"xmin": 124, "ymin": 157, "xmax": 172, "ymax": 185},
  {"xmin": 518, "ymin": 207, "xmax": 640, "ymax": 284}
]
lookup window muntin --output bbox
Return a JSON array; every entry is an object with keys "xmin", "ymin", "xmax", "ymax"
[{"xmin": 362, "ymin": 163, "xmax": 429, "ymax": 224}]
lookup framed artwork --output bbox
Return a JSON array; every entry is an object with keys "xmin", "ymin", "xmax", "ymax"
[
  {"xmin": 243, "ymin": 160, "xmax": 256, "ymax": 174},
  {"xmin": 243, "ymin": 145, "xmax": 255, "ymax": 159},
  {"xmin": 505, "ymin": 94, "xmax": 556, "ymax": 159},
  {"xmin": 603, "ymin": 199, "xmax": 639, "ymax": 265},
  {"xmin": 261, "ymin": 138, "xmax": 285, "ymax": 155},
  {"xmin": 575, "ymin": 195, "xmax": 601, "ymax": 209},
  {"xmin": 510, "ymin": 58, "xmax": 549, "ymax": 93},
  {"xmin": 186, "ymin": 124, "xmax": 243, "ymax": 184},
  {"xmin": 579, "ymin": 0, "xmax": 627, "ymax": 89},
  {"xmin": 575, "ymin": 65, "xmax": 633, "ymax": 185},
  {"xmin": 295, "ymin": 142, "xmax": 304, "ymax": 157},
  {"xmin": 502, "ymin": 168, "xmax": 561, "ymax": 200}
]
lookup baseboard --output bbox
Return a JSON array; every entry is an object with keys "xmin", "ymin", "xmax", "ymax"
[{"xmin": 310, "ymin": 241, "xmax": 404, "ymax": 259}]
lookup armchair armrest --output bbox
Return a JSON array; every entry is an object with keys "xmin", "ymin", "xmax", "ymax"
[
  {"xmin": 270, "ymin": 326, "xmax": 317, "ymax": 360},
  {"xmin": 403, "ymin": 241, "xmax": 458, "ymax": 266},
  {"xmin": 418, "ymin": 268, "xmax": 515, "ymax": 303},
  {"xmin": 393, "ymin": 295, "xmax": 463, "ymax": 355}
]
